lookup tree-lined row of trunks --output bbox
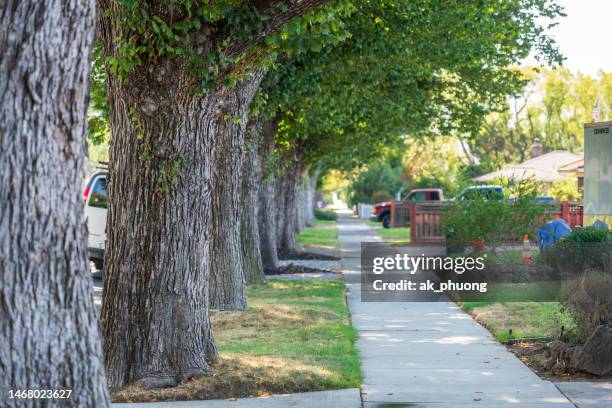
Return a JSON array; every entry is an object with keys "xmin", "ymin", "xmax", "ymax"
[
  {"xmin": 99, "ymin": 64, "xmax": 320, "ymax": 388},
  {"xmin": 1, "ymin": 1, "xmax": 328, "ymax": 403}
]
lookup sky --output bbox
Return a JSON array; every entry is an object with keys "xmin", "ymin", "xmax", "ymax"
[{"xmin": 524, "ymin": 0, "xmax": 612, "ymax": 75}]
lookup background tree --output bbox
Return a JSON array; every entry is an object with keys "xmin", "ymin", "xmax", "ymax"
[
  {"xmin": 347, "ymin": 160, "xmax": 403, "ymax": 205},
  {"xmin": 0, "ymin": 1, "xmax": 109, "ymax": 405},
  {"xmin": 240, "ymin": 119, "xmax": 267, "ymax": 283},
  {"xmin": 467, "ymin": 67, "xmax": 611, "ymax": 172},
  {"xmin": 467, "ymin": 68, "xmax": 543, "ymax": 169},
  {"xmin": 401, "ymin": 136, "xmax": 472, "ymax": 197},
  {"xmin": 541, "ymin": 68, "xmax": 604, "ymax": 150}
]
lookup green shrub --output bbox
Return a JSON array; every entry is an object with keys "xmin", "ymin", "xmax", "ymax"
[
  {"xmin": 371, "ymin": 190, "xmax": 393, "ymax": 204},
  {"xmin": 561, "ymin": 271, "xmax": 612, "ymax": 341},
  {"xmin": 443, "ymin": 180, "xmax": 551, "ymax": 250},
  {"xmin": 550, "ymin": 228, "xmax": 612, "ymax": 341},
  {"xmin": 541, "ymin": 230, "xmax": 611, "ymax": 274},
  {"xmin": 560, "ymin": 226, "xmax": 609, "ymax": 243},
  {"xmin": 314, "ymin": 208, "xmax": 338, "ymax": 221},
  {"xmin": 549, "ymin": 176, "xmax": 583, "ymax": 202},
  {"xmin": 443, "ymin": 198, "xmax": 507, "ymax": 247},
  {"xmin": 443, "ymin": 197, "xmax": 549, "ymax": 249}
]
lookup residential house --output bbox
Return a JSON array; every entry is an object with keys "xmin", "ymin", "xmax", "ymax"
[{"xmin": 473, "ymin": 143, "xmax": 583, "ymax": 193}]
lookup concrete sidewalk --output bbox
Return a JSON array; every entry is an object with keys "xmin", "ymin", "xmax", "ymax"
[
  {"xmin": 338, "ymin": 213, "xmax": 578, "ymax": 407},
  {"xmin": 556, "ymin": 382, "xmax": 612, "ymax": 407}
]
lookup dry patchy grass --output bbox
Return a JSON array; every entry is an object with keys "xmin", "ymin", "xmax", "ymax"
[
  {"xmin": 462, "ymin": 301, "xmax": 575, "ymax": 342},
  {"xmin": 112, "ymin": 280, "xmax": 360, "ymax": 402}
]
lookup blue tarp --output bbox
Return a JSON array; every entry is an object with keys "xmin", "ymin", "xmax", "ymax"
[{"xmin": 538, "ymin": 219, "xmax": 572, "ymax": 250}]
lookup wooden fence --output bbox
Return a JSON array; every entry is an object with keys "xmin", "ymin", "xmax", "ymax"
[
  {"xmin": 409, "ymin": 202, "xmax": 446, "ymax": 244},
  {"xmin": 389, "ymin": 201, "xmax": 584, "ymax": 244},
  {"xmin": 555, "ymin": 201, "xmax": 583, "ymax": 228},
  {"xmin": 390, "ymin": 201, "xmax": 410, "ymax": 227}
]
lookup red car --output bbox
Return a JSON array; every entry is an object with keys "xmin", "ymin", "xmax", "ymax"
[{"xmin": 371, "ymin": 188, "xmax": 444, "ymax": 228}]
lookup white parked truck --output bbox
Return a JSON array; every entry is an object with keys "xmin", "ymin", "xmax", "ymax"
[{"xmin": 83, "ymin": 170, "xmax": 108, "ymax": 270}]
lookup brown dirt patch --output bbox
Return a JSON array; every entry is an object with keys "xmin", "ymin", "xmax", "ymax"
[{"xmin": 505, "ymin": 340, "xmax": 612, "ymax": 382}]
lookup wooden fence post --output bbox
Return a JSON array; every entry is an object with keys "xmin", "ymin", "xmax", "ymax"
[
  {"xmin": 409, "ymin": 202, "xmax": 417, "ymax": 243},
  {"xmin": 561, "ymin": 201, "xmax": 569, "ymax": 224}
]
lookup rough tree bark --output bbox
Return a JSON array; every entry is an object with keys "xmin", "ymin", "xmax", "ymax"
[
  {"xmin": 99, "ymin": 10, "xmax": 223, "ymax": 388},
  {"xmin": 275, "ymin": 172, "xmax": 287, "ymax": 247},
  {"xmin": 100, "ymin": 60, "xmax": 222, "ymax": 388},
  {"xmin": 209, "ymin": 73, "xmax": 264, "ymax": 309},
  {"xmin": 0, "ymin": 1, "xmax": 109, "ymax": 406},
  {"xmin": 240, "ymin": 120, "xmax": 266, "ymax": 284},
  {"xmin": 278, "ymin": 157, "xmax": 302, "ymax": 252},
  {"xmin": 258, "ymin": 120, "xmax": 280, "ymax": 270},
  {"xmin": 294, "ymin": 171, "xmax": 307, "ymax": 235},
  {"xmin": 304, "ymin": 168, "xmax": 320, "ymax": 227}
]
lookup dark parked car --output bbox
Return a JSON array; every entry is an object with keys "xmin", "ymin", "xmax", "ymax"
[{"xmin": 455, "ymin": 185, "xmax": 505, "ymax": 201}]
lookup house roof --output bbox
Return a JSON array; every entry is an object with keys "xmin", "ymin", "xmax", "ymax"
[
  {"xmin": 474, "ymin": 151, "xmax": 583, "ymax": 183},
  {"xmin": 558, "ymin": 158, "xmax": 584, "ymax": 173}
]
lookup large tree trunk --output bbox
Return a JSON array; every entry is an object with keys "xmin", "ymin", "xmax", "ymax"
[
  {"xmin": 241, "ymin": 120, "xmax": 266, "ymax": 284},
  {"xmin": 0, "ymin": 1, "xmax": 109, "ymax": 406},
  {"xmin": 294, "ymin": 171, "xmax": 307, "ymax": 235},
  {"xmin": 304, "ymin": 168, "xmax": 320, "ymax": 227},
  {"xmin": 100, "ymin": 62, "xmax": 222, "ymax": 388},
  {"xmin": 99, "ymin": 12, "xmax": 223, "ymax": 387},
  {"xmin": 278, "ymin": 157, "xmax": 302, "ymax": 252},
  {"xmin": 275, "ymin": 173, "xmax": 287, "ymax": 247},
  {"xmin": 209, "ymin": 73, "xmax": 264, "ymax": 309},
  {"xmin": 258, "ymin": 120, "xmax": 280, "ymax": 270}
]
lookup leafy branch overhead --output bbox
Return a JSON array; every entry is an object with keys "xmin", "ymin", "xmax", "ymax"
[
  {"xmin": 101, "ymin": 0, "xmax": 353, "ymax": 90},
  {"xmin": 92, "ymin": 0, "xmax": 565, "ymax": 177},
  {"xmin": 263, "ymin": 0, "xmax": 564, "ymax": 172},
  {"xmin": 88, "ymin": 46, "xmax": 110, "ymax": 145}
]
